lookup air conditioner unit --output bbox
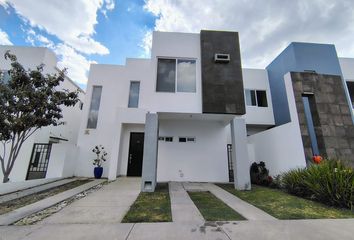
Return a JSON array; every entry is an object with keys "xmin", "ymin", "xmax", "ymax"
[{"xmin": 214, "ymin": 53, "xmax": 230, "ymax": 63}]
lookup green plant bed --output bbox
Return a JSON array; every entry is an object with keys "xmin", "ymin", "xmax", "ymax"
[
  {"xmin": 218, "ymin": 184, "xmax": 354, "ymax": 219},
  {"xmin": 188, "ymin": 191, "xmax": 245, "ymax": 221},
  {"xmin": 0, "ymin": 179, "xmax": 92, "ymax": 215},
  {"xmin": 122, "ymin": 183, "xmax": 172, "ymax": 223}
]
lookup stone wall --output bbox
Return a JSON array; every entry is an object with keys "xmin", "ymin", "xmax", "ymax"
[{"xmin": 291, "ymin": 72, "xmax": 354, "ymax": 166}]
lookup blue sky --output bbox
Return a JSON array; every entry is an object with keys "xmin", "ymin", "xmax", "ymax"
[{"xmin": 1, "ymin": 0, "xmax": 354, "ymax": 90}]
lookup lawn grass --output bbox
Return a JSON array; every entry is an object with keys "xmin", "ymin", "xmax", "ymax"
[
  {"xmin": 122, "ymin": 183, "xmax": 172, "ymax": 223},
  {"xmin": 188, "ymin": 191, "xmax": 246, "ymax": 221},
  {"xmin": 218, "ymin": 184, "xmax": 354, "ymax": 219},
  {"xmin": 0, "ymin": 179, "xmax": 92, "ymax": 215}
]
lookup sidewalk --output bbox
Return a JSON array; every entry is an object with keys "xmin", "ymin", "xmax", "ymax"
[
  {"xmin": 38, "ymin": 177, "xmax": 141, "ymax": 224},
  {"xmin": 1, "ymin": 180, "xmax": 353, "ymax": 239},
  {"xmin": 1, "ymin": 219, "xmax": 354, "ymax": 240}
]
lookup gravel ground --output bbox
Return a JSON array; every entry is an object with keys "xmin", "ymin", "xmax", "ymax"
[
  {"xmin": 0, "ymin": 179, "xmax": 92, "ymax": 215},
  {"xmin": 14, "ymin": 181, "xmax": 108, "ymax": 225}
]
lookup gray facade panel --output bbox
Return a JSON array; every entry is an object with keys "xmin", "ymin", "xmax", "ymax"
[
  {"xmin": 200, "ymin": 30, "xmax": 245, "ymax": 115},
  {"xmin": 291, "ymin": 72, "xmax": 354, "ymax": 166}
]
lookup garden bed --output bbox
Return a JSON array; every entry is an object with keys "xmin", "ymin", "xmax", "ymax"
[
  {"xmin": 218, "ymin": 184, "xmax": 354, "ymax": 219},
  {"xmin": 122, "ymin": 183, "xmax": 172, "ymax": 223},
  {"xmin": 188, "ymin": 191, "xmax": 245, "ymax": 221},
  {"xmin": 0, "ymin": 179, "xmax": 92, "ymax": 215}
]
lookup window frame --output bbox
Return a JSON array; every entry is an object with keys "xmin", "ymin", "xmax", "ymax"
[
  {"xmin": 155, "ymin": 57, "xmax": 197, "ymax": 93},
  {"xmin": 86, "ymin": 85, "xmax": 103, "ymax": 129},
  {"xmin": 245, "ymin": 89, "xmax": 268, "ymax": 108},
  {"xmin": 127, "ymin": 81, "xmax": 140, "ymax": 108}
]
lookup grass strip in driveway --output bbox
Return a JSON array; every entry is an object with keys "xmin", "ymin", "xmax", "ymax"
[
  {"xmin": 188, "ymin": 191, "xmax": 246, "ymax": 221},
  {"xmin": 122, "ymin": 183, "xmax": 172, "ymax": 223},
  {"xmin": 0, "ymin": 180, "xmax": 92, "ymax": 215},
  {"xmin": 218, "ymin": 184, "xmax": 354, "ymax": 219}
]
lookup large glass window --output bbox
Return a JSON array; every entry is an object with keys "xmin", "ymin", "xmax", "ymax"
[
  {"xmin": 245, "ymin": 89, "xmax": 268, "ymax": 107},
  {"xmin": 245, "ymin": 90, "xmax": 256, "ymax": 106},
  {"xmin": 128, "ymin": 81, "xmax": 140, "ymax": 108},
  {"xmin": 346, "ymin": 81, "xmax": 354, "ymax": 108},
  {"xmin": 156, "ymin": 58, "xmax": 196, "ymax": 93},
  {"xmin": 156, "ymin": 59, "xmax": 176, "ymax": 92},
  {"xmin": 177, "ymin": 59, "xmax": 196, "ymax": 92},
  {"xmin": 87, "ymin": 86, "xmax": 102, "ymax": 129}
]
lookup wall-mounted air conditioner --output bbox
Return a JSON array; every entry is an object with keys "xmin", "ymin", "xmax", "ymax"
[{"xmin": 214, "ymin": 53, "xmax": 230, "ymax": 63}]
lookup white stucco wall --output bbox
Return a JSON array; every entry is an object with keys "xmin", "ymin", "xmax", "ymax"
[
  {"xmin": 242, "ymin": 68, "xmax": 275, "ymax": 126},
  {"xmin": 157, "ymin": 119, "xmax": 229, "ymax": 182},
  {"xmin": 248, "ymin": 73, "xmax": 307, "ymax": 176},
  {"xmin": 339, "ymin": 58, "xmax": 354, "ymax": 80}
]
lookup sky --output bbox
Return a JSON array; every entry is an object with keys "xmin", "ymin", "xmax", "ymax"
[{"xmin": 0, "ymin": 0, "xmax": 354, "ymax": 90}]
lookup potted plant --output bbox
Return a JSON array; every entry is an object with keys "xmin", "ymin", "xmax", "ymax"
[{"xmin": 92, "ymin": 145, "xmax": 107, "ymax": 179}]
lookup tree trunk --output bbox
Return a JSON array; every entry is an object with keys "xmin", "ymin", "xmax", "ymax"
[{"xmin": 3, "ymin": 173, "xmax": 9, "ymax": 183}]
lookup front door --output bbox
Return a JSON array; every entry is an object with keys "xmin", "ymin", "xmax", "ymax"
[
  {"xmin": 26, "ymin": 143, "xmax": 52, "ymax": 180},
  {"xmin": 127, "ymin": 132, "xmax": 144, "ymax": 176}
]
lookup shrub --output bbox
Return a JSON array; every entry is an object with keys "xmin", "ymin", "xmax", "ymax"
[
  {"xmin": 250, "ymin": 161, "xmax": 272, "ymax": 186},
  {"xmin": 282, "ymin": 160, "xmax": 354, "ymax": 210}
]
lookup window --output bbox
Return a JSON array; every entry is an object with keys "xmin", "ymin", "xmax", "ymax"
[
  {"xmin": 128, "ymin": 81, "xmax": 140, "ymax": 108},
  {"xmin": 165, "ymin": 137, "xmax": 173, "ymax": 142},
  {"xmin": 177, "ymin": 60, "xmax": 196, "ymax": 92},
  {"xmin": 87, "ymin": 86, "xmax": 102, "ymax": 129},
  {"xmin": 302, "ymin": 95, "xmax": 319, "ymax": 155},
  {"xmin": 158, "ymin": 137, "xmax": 165, "ymax": 141},
  {"xmin": 79, "ymin": 102, "xmax": 83, "ymax": 110},
  {"xmin": 346, "ymin": 81, "xmax": 354, "ymax": 108},
  {"xmin": 156, "ymin": 58, "xmax": 196, "ymax": 93},
  {"xmin": 245, "ymin": 89, "xmax": 268, "ymax": 107},
  {"xmin": 179, "ymin": 137, "xmax": 196, "ymax": 143},
  {"xmin": 156, "ymin": 59, "xmax": 176, "ymax": 92},
  {"xmin": 179, "ymin": 137, "xmax": 187, "ymax": 142}
]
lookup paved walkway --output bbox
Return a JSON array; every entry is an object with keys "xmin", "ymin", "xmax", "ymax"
[
  {"xmin": 204, "ymin": 183, "xmax": 277, "ymax": 220},
  {"xmin": 38, "ymin": 177, "xmax": 141, "ymax": 224},
  {"xmin": 169, "ymin": 182, "xmax": 204, "ymax": 224},
  {"xmin": 1, "ymin": 180, "xmax": 354, "ymax": 239}
]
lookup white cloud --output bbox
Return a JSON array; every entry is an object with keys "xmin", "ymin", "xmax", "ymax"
[
  {"xmin": 143, "ymin": 0, "xmax": 354, "ymax": 67},
  {"xmin": 53, "ymin": 44, "xmax": 96, "ymax": 85},
  {"xmin": 0, "ymin": 28, "xmax": 13, "ymax": 45},
  {"xmin": 3, "ymin": 0, "xmax": 113, "ymax": 55},
  {"xmin": 140, "ymin": 30, "xmax": 152, "ymax": 57}
]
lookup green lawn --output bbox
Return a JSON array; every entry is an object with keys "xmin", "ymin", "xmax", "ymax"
[
  {"xmin": 122, "ymin": 183, "xmax": 172, "ymax": 223},
  {"xmin": 218, "ymin": 184, "xmax": 354, "ymax": 219},
  {"xmin": 188, "ymin": 191, "xmax": 246, "ymax": 221}
]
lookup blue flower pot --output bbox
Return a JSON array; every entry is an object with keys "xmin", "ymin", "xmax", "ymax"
[{"xmin": 94, "ymin": 167, "xmax": 103, "ymax": 179}]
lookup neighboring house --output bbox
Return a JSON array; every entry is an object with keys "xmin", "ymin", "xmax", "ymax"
[
  {"xmin": 73, "ymin": 30, "xmax": 353, "ymax": 192},
  {"xmin": 0, "ymin": 46, "xmax": 85, "ymax": 183}
]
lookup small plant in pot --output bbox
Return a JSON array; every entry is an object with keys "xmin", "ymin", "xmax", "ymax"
[{"xmin": 92, "ymin": 145, "xmax": 107, "ymax": 179}]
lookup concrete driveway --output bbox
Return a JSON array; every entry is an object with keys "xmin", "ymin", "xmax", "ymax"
[{"xmin": 1, "ymin": 178, "xmax": 354, "ymax": 239}]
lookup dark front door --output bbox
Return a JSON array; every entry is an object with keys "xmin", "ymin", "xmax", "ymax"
[
  {"xmin": 127, "ymin": 132, "xmax": 144, "ymax": 176},
  {"xmin": 26, "ymin": 143, "xmax": 52, "ymax": 180}
]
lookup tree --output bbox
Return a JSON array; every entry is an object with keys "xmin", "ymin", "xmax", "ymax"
[{"xmin": 0, "ymin": 51, "xmax": 79, "ymax": 183}]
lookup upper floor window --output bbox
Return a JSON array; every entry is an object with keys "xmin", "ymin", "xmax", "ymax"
[
  {"xmin": 245, "ymin": 89, "xmax": 268, "ymax": 107},
  {"xmin": 156, "ymin": 58, "xmax": 196, "ymax": 93},
  {"xmin": 128, "ymin": 81, "xmax": 140, "ymax": 108},
  {"xmin": 87, "ymin": 86, "xmax": 102, "ymax": 129}
]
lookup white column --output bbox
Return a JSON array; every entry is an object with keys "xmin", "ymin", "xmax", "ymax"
[
  {"xmin": 141, "ymin": 112, "xmax": 159, "ymax": 192},
  {"xmin": 107, "ymin": 125, "xmax": 122, "ymax": 181},
  {"xmin": 230, "ymin": 117, "xmax": 251, "ymax": 190}
]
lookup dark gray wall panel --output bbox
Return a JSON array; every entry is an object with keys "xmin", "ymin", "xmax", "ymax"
[
  {"xmin": 291, "ymin": 72, "xmax": 354, "ymax": 166},
  {"xmin": 200, "ymin": 30, "xmax": 245, "ymax": 115}
]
